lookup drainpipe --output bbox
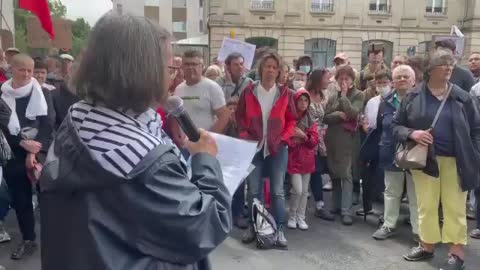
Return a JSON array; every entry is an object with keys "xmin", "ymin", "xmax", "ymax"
[
  {"xmin": 207, "ymin": 0, "xmax": 211, "ymax": 65},
  {"xmin": 461, "ymin": 0, "xmax": 468, "ymax": 29}
]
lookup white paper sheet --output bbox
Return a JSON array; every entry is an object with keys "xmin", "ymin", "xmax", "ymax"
[
  {"xmin": 217, "ymin": 38, "xmax": 256, "ymax": 70},
  {"xmin": 211, "ymin": 133, "xmax": 258, "ymax": 196}
]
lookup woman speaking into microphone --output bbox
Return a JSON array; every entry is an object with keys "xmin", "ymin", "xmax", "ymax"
[{"xmin": 39, "ymin": 14, "xmax": 232, "ymax": 270}]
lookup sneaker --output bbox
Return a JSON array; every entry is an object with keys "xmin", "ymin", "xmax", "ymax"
[
  {"xmin": 439, "ymin": 254, "xmax": 465, "ymax": 270},
  {"xmin": 0, "ymin": 224, "xmax": 11, "ymax": 243},
  {"xmin": 372, "ymin": 225, "xmax": 396, "ymax": 240},
  {"xmin": 403, "ymin": 245, "xmax": 434, "ymax": 261},
  {"xmin": 241, "ymin": 225, "xmax": 255, "ymax": 244},
  {"xmin": 276, "ymin": 226, "xmax": 288, "ymax": 249},
  {"xmin": 233, "ymin": 217, "xmax": 249, "ymax": 230},
  {"xmin": 341, "ymin": 215, "xmax": 353, "ymax": 226},
  {"xmin": 315, "ymin": 208, "xmax": 335, "ymax": 221},
  {"xmin": 470, "ymin": 228, "xmax": 480, "ymax": 239},
  {"xmin": 287, "ymin": 217, "xmax": 297, "ymax": 229},
  {"xmin": 323, "ymin": 180, "xmax": 332, "ymax": 191},
  {"xmin": 11, "ymin": 241, "xmax": 38, "ymax": 260},
  {"xmin": 297, "ymin": 218, "xmax": 309, "ymax": 231}
]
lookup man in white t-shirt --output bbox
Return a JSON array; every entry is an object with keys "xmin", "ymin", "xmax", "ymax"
[{"xmin": 175, "ymin": 50, "xmax": 230, "ymax": 133}]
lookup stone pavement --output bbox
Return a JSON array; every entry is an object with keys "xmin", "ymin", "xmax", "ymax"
[{"xmin": 1, "ymin": 204, "xmax": 479, "ymax": 270}]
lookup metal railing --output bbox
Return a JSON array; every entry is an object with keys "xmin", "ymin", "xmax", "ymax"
[
  {"xmin": 425, "ymin": 6, "xmax": 448, "ymax": 15},
  {"xmin": 311, "ymin": 2, "xmax": 334, "ymax": 13},
  {"xmin": 250, "ymin": 0, "xmax": 275, "ymax": 10},
  {"xmin": 368, "ymin": 3, "xmax": 391, "ymax": 14}
]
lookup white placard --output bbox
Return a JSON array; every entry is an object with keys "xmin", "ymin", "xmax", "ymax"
[{"xmin": 217, "ymin": 38, "xmax": 256, "ymax": 70}]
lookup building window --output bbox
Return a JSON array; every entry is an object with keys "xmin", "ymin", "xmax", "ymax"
[
  {"xmin": 304, "ymin": 39, "xmax": 336, "ymax": 68},
  {"xmin": 199, "ymin": 0, "xmax": 203, "ymax": 8},
  {"xmin": 173, "ymin": 21, "xmax": 187, "ymax": 33},
  {"xmin": 173, "ymin": 0, "xmax": 187, "ymax": 8},
  {"xmin": 369, "ymin": 0, "xmax": 390, "ymax": 13},
  {"xmin": 250, "ymin": 0, "xmax": 275, "ymax": 10},
  {"xmin": 116, "ymin": 4, "xmax": 123, "ymax": 15},
  {"xmin": 144, "ymin": 0, "xmax": 160, "ymax": 6},
  {"xmin": 311, "ymin": 0, "xmax": 334, "ymax": 13},
  {"xmin": 426, "ymin": 0, "xmax": 447, "ymax": 15},
  {"xmin": 245, "ymin": 37, "xmax": 278, "ymax": 49},
  {"xmin": 199, "ymin": 20, "xmax": 204, "ymax": 33}
]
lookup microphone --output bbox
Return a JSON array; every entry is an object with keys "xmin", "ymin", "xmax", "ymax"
[{"xmin": 166, "ymin": 96, "xmax": 201, "ymax": 142}]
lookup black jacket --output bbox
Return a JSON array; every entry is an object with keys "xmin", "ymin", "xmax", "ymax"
[
  {"xmin": 39, "ymin": 113, "xmax": 232, "ymax": 270},
  {"xmin": 50, "ymin": 82, "xmax": 79, "ymax": 130},
  {"xmin": 0, "ymin": 87, "xmax": 55, "ymax": 157},
  {"xmin": 451, "ymin": 65, "xmax": 476, "ymax": 92},
  {"xmin": 393, "ymin": 82, "xmax": 480, "ymax": 191}
]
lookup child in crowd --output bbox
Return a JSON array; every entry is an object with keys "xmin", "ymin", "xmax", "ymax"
[{"xmin": 287, "ymin": 89, "xmax": 319, "ymax": 230}]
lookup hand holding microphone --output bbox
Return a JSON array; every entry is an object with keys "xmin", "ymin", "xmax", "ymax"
[
  {"xmin": 185, "ymin": 129, "xmax": 218, "ymax": 156},
  {"xmin": 166, "ymin": 96, "xmax": 218, "ymax": 156}
]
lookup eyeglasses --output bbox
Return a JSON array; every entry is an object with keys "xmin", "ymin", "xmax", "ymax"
[{"xmin": 168, "ymin": 65, "xmax": 180, "ymax": 70}]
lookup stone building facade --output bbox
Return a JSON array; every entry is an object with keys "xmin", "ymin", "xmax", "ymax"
[
  {"xmin": 113, "ymin": 0, "xmax": 207, "ymax": 41},
  {"xmin": 208, "ymin": 0, "xmax": 480, "ymax": 70}
]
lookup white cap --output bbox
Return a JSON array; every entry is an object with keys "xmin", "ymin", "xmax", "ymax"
[
  {"xmin": 59, "ymin": 54, "xmax": 74, "ymax": 61},
  {"xmin": 5, "ymin": 47, "xmax": 20, "ymax": 53}
]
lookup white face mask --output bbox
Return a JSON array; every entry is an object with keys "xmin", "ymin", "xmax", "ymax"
[
  {"xmin": 377, "ymin": 85, "xmax": 391, "ymax": 95},
  {"xmin": 293, "ymin": 80, "xmax": 305, "ymax": 90}
]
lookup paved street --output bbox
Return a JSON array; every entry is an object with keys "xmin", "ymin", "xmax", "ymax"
[{"xmin": 1, "ymin": 203, "xmax": 479, "ymax": 270}]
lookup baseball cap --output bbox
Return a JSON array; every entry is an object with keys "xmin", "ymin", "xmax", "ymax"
[{"xmin": 334, "ymin": 53, "xmax": 348, "ymax": 61}]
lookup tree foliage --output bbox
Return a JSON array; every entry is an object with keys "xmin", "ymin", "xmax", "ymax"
[
  {"xmin": 14, "ymin": 0, "xmax": 91, "ymax": 57},
  {"xmin": 49, "ymin": 0, "xmax": 67, "ymax": 18}
]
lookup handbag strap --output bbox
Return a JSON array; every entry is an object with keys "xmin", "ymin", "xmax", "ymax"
[{"xmin": 430, "ymin": 84, "xmax": 453, "ymax": 129}]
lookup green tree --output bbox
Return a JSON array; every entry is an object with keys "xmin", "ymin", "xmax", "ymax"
[
  {"xmin": 49, "ymin": 0, "xmax": 67, "ymax": 18},
  {"xmin": 71, "ymin": 18, "xmax": 91, "ymax": 56}
]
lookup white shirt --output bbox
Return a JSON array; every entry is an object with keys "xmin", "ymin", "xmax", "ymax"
[
  {"xmin": 42, "ymin": 83, "xmax": 56, "ymax": 91},
  {"xmin": 471, "ymin": 81, "xmax": 480, "ymax": 97},
  {"xmin": 364, "ymin": 95, "xmax": 381, "ymax": 129},
  {"xmin": 257, "ymin": 83, "xmax": 278, "ymax": 157},
  {"xmin": 175, "ymin": 77, "xmax": 226, "ymax": 130}
]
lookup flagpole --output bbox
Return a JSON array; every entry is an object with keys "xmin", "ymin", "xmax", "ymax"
[{"xmin": 0, "ymin": 0, "xmax": 3, "ymax": 31}]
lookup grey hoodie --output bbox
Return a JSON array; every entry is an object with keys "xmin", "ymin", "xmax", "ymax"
[{"xmin": 39, "ymin": 105, "xmax": 232, "ymax": 270}]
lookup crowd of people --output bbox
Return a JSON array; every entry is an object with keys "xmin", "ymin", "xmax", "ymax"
[
  {"xmin": 0, "ymin": 47, "xmax": 79, "ymax": 262},
  {"xmin": 0, "ymin": 13, "xmax": 479, "ymax": 270},
  {"xmin": 166, "ymin": 38, "xmax": 480, "ymax": 270}
]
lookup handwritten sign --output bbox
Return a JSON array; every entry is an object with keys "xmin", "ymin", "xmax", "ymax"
[{"xmin": 217, "ymin": 37, "xmax": 256, "ymax": 70}]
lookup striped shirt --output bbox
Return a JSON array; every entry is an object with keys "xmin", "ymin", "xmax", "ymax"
[{"xmin": 70, "ymin": 101, "xmax": 173, "ymax": 178}]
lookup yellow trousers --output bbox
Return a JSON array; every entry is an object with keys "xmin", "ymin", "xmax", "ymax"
[{"xmin": 411, "ymin": 156, "xmax": 468, "ymax": 245}]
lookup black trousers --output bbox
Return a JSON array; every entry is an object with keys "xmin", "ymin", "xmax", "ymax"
[
  {"xmin": 361, "ymin": 158, "xmax": 385, "ymax": 212},
  {"xmin": 4, "ymin": 156, "xmax": 36, "ymax": 241}
]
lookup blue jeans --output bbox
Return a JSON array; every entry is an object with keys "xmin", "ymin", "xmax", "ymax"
[
  {"xmin": 0, "ymin": 179, "xmax": 10, "ymax": 221},
  {"xmin": 247, "ymin": 146, "xmax": 288, "ymax": 226},
  {"xmin": 232, "ymin": 181, "xmax": 246, "ymax": 218}
]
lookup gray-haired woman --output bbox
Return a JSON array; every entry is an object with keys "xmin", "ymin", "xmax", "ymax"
[
  {"xmin": 39, "ymin": 14, "xmax": 231, "ymax": 270},
  {"xmin": 393, "ymin": 50, "xmax": 480, "ymax": 270}
]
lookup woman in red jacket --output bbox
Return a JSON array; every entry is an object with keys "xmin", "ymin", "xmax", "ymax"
[
  {"xmin": 286, "ymin": 89, "xmax": 319, "ymax": 231},
  {"xmin": 236, "ymin": 52, "xmax": 296, "ymax": 248}
]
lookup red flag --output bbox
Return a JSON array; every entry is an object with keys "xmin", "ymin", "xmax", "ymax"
[{"xmin": 19, "ymin": 0, "xmax": 55, "ymax": 39}]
